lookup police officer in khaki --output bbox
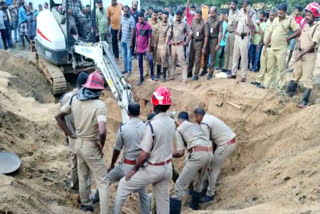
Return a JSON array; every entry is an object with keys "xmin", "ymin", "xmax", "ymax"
[
  {"xmin": 187, "ymin": 9, "xmax": 208, "ymax": 81},
  {"xmin": 156, "ymin": 11, "xmax": 170, "ymax": 82},
  {"xmin": 147, "ymin": 9, "xmax": 160, "ymax": 78},
  {"xmin": 55, "ymin": 71, "xmax": 109, "ymax": 214},
  {"xmin": 193, "ymin": 108, "xmax": 236, "ymax": 203},
  {"xmin": 113, "ymin": 86, "xmax": 176, "ymax": 214},
  {"xmin": 201, "ymin": 6, "xmax": 222, "ymax": 80},
  {"xmin": 264, "ymin": 3, "xmax": 301, "ymax": 89},
  {"xmin": 251, "ymin": 7, "xmax": 278, "ymax": 88},
  {"xmin": 169, "ymin": 9, "xmax": 192, "ymax": 80},
  {"xmin": 228, "ymin": 0, "xmax": 256, "ymax": 82},
  {"xmin": 223, "ymin": 0, "xmax": 239, "ymax": 73},
  {"xmin": 91, "ymin": 103, "xmax": 150, "ymax": 213},
  {"xmin": 59, "ymin": 72, "xmax": 89, "ymax": 190},
  {"xmin": 286, "ymin": 3, "xmax": 320, "ymax": 108},
  {"xmin": 170, "ymin": 112, "xmax": 213, "ymax": 213}
]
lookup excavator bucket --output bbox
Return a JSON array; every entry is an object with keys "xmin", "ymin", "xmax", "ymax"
[{"xmin": 0, "ymin": 152, "xmax": 21, "ymax": 174}]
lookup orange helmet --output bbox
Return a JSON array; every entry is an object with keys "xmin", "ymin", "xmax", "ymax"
[
  {"xmin": 151, "ymin": 86, "xmax": 172, "ymax": 107},
  {"xmin": 305, "ymin": 2, "xmax": 320, "ymax": 18},
  {"xmin": 82, "ymin": 71, "xmax": 105, "ymax": 90}
]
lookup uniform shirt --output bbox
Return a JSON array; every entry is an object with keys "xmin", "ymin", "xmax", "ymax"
[
  {"xmin": 60, "ymin": 97, "xmax": 107, "ymax": 141},
  {"xmin": 120, "ymin": 15, "xmax": 135, "ymax": 43},
  {"xmin": 170, "ymin": 20, "xmax": 191, "ymax": 43},
  {"xmin": 60, "ymin": 89, "xmax": 78, "ymax": 134},
  {"xmin": 236, "ymin": 8, "xmax": 256, "ymax": 34},
  {"xmin": 157, "ymin": 21, "xmax": 170, "ymax": 45},
  {"xmin": 191, "ymin": 18, "xmax": 207, "ymax": 41},
  {"xmin": 96, "ymin": 8, "xmax": 108, "ymax": 34},
  {"xmin": 140, "ymin": 113, "xmax": 175, "ymax": 164},
  {"xmin": 205, "ymin": 15, "xmax": 222, "ymax": 39},
  {"xmin": 300, "ymin": 22, "xmax": 320, "ymax": 49},
  {"xmin": 130, "ymin": 9, "xmax": 138, "ymax": 25},
  {"xmin": 176, "ymin": 121, "xmax": 212, "ymax": 151},
  {"xmin": 200, "ymin": 114, "xmax": 236, "ymax": 146},
  {"xmin": 220, "ymin": 20, "xmax": 228, "ymax": 46},
  {"xmin": 227, "ymin": 9, "xmax": 239, "ymax": 32},
  {"xmin": 107, "ymin": 3, "xmax": 123, "ymax": 30},
  {"xmin": 114, "ymin": 118, "xmax": 145, "ymax": 160},
  {"xmin": 148, "ymin": 18, "xmax": 160, "ymax": 47},
  {"xmin": 263, "ymin": 19, "xmax": 272, "ymax": 45},
  {"xmin": 270, "ymin": 16, "xmax": 299, "ymax": 50},
  {"xmin": 136, "ymin": 21, "xmax": 152, "ymax": 53}
]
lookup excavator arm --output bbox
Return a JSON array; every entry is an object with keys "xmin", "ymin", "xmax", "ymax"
[{"xmin": 74, "ymin": 41, "xmax": 134, "ymax": 124}]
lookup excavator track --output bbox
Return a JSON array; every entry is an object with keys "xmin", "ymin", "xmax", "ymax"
[{"xmin": 37, "ymin": 55, "xmax": 67, "ymax": 95}]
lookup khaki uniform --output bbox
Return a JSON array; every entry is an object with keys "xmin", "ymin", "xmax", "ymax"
[
  {"xmin": 200, "ymin": 114, "xmax": 236, "ymax": 197},
  {"xmin": 114, "ymin": 113, "xmax": 176, "ymax": 214},
  {"xmin": 264, "ymin": 16, "xmax": 299, "ymax": 89},
  {"xmin": 156, "ymin": 21, "xmax": 170, "ymax": 68},
  {"xmin": 223, "ymin": 9, "xmax": 239, "ymax": 71},
  {"xmin": 188, "ymin": 18, "xmax": 207, "ymax": 76},
  {"xmin": 109, "ymin": 118, "xmax": 149, "ymax": 214},
  {"xmin": 60, "ymin": 89, "xmax": 78, "ymax": 189},
  {"xmin": 170, "ymin": 20, "xmax": 191, "ymax": 79},
  {"xmin": 256, "ymin": 19, "xmax": 272, "ymax": 84},
  {"xmin": 60, "ymin": 97, "xmax": 109, "ymax": 214},
  {"xmin": 146, "ymin": 19, "xmax": 160, "ymax": 75},
  {"xmin": 291, "ymin": 22, "xmax": 320, "ymax": 89},
  {"xmin": 171, "ymin": 121, "xmax": 213, "ymax": 200},
  {"xmin": 232, "ymin": 9, "xmax": 256, "ymax": 78},
  {"xmin": 204, "ymin": 16, "xmax": 222, "ymax": 74}
]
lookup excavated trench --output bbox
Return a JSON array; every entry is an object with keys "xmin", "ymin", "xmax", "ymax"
[{"xmin": 1, "ymin": 50, "xmax": 320, "ymax": 214}]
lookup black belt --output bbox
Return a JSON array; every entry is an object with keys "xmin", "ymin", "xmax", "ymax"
[
  {"xmin": 194, "ymin": 39, "xmax": 204, "ymax": 42},
  {"xmin": 209, "ymin": 37, "xmax": 218, "ymax": 40},
  {"xmin": 298, "ymin": 48, "xmax": 315, "ymax": 53}
]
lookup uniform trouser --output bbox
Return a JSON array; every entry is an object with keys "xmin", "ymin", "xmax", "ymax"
[
  {"xmin": 172, "ymin": 44, "xmax": 187, "ymax": 79},
  {"xmin": 0, "ymin": 29, "xmax": 7, "ymax": 50},
  {"xmin": 146, "ymin": 46, "xmax": 157, "ymax": 76},
  {"xmin": 264, "ymin": 48, "xmax": 287, "ymax": 89},
  {"xmin": 203, "ymin": 38, "xmax": 218, "ymax": 74},
  {"xmin": 188, "ymin": 40, "xmax": 204, "ymax": 76},
  {"xmin": 171, "ymin": 151, "xmax": 213, "ymax": 200},
  {"xmin": 111, "ymin": 28, "xmax": 119, "ymax": 59},
  {"xmin": 156, "ymin": 44, "xmax": 168, "ymax": 68},
  {"xmin": 223, "ymin": 32, "xmax": 235, "ymax": 71},
  {"xmin": 68, "ymin": 137, "xmax": 78, "ymax": 188},
  {"xmin": 108, "ymin": 162, "xmax": 149, "ymax": 214},
  {"xmin": 231, "ymin": 35, "xmax": 249, "ymax": 78},
  {"xmin": 75, "ymin": 139, "xmax": 109, "ymax": 214},
  {"xmin": 121, "ymin": 41, "xmax": 133, "ymax": 72},
  {"xmin": 114, "ymin": 164, "xmax": 172, "ymax": 214},
  {"xmin": 291, "ymin": 52, "xmax": 316, "ymax": 89},
  {"xmin": 206, "ymin": 143, "xmax": 236, "ymax": 197},
  {"xmin": 256, "ymin": 46, "xmax": 269, "ymax": 84}
]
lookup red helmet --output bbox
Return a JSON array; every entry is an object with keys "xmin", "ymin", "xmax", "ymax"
[
  {"xmin": 82, "ymin": 71, "xmax": 105, "ymax": 90},
  {"xmin": 151, "ymin": 86, "xmax": 172, "ymax": 107},
  {"xmin": 305, "ymin": 2, "xmax": 320, "ymax": 18}
]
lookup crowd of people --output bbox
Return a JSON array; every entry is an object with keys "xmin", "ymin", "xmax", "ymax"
[
  {"xmin": 0, "ymin": 0, "xmax": 49, "ymax": 49},
  {"xmin": 49, "ymin": 0, "xmax": 320, "ymax": 214},
  {"xmin": 96, "ymin": 0, "xmax": 320, "ymax": 109}
]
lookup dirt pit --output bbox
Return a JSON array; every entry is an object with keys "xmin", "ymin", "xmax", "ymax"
[{"xmin": 1, "ymin": 50, "xmax": 320, "ymax": 214}]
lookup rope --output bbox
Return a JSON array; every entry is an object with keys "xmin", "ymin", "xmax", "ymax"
[{"xmin": 234, "ymin": 61, "xmax": 297, "ymax": 132}]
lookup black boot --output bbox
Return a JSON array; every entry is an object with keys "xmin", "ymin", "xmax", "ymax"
[
  {"xmin": 286, "ymin": 81, "xmax": 298, "ymax": 97},
  {"xmin": 156, "ymin": 64, "xmax": 161, "ymax": 79},
  {"xmin": 297, "ymin": 88, "xmax": 312, "ymax": 108},
  {"xmin": 189, "ymin": 191, "xmax": 201, "ymax": 210},
  {"xmin": 169, "ymin": 198, "xmax": 181, "ymax": 214},
  {"xmin": 162, "ymin": 67, "xmax": 167, "ymax": 82},
  {"xmin": 187, "ymin": 71, "xmax": 192, "ymax": 78},
  {"xmin": 199, "ymin": 69, "xmax": 208, "ymax": 76}
]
